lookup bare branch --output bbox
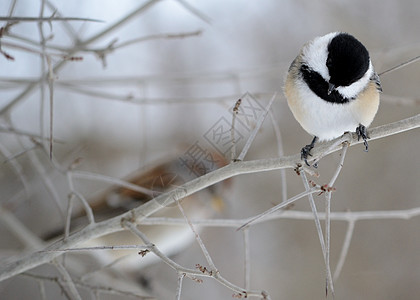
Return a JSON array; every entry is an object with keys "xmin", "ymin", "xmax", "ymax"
[
  {"xmin": 111, "ymin": 30, "xmax": 202, "ymax": 50},
  {"xmin": 0, "ymin": 0, "xmax": 162, "ymax": 116},
  {"xmin": 53, "ymin": 260, "xmax": 82, "ymax": 300},
  {"xmin": 122, "ymin": 206, "xmax": 420, "ymax": 227},
  {"xmin": 0, "ymin": 115, "xmax": 418, "ymax": 282},
  {"xmin": 0, "ymin": 16, "xmax": 103, "ymax": 22},
  {"xmin": 243, "ymin": 228, "xmax": 251, "ymax": 290},
  {"xmin": 300, "ymin": 170, "xmax": 334, "ymax": 296},
  {"xmin": 230, "ymin": 98, "xmax": 241, "ymax": 160},
  {"xmin": 174, "ymin": 0, "xmax": 212, "ymax": 24},
  {"xmin": 22, "ymin": 272, "xmax": 153, "ymax": 299},
  {"xmin": 378, "ymin": 54, "xmax": 420, "ymax": 76},
  {"xmin": 176, "ymin": 200, "xmax": 217, "ymax": 270},
  {"xmin": 268, "ymin": 109, "xmax": 288, "ymax": 203},
  {"xmin": 70, "ymin": 170, "xmax": 155, "ymax": 197},
  {"xmin": 237, "ymin": 187, "xmax": 321, "ymax": 231},
  {"xmin": 237, "ymin": 92, "xmax": 277, "ymax": 161},
  {"xmin": 176, "ymin": 273, "xmax": 186, "ymax": 300},
  {"xmin": 333, "ymin": 219, "xmax": 355, "ymax": 282},
  {"xmin": 0, "ymin": 206, "xmax": 45, "ymax": 249}
]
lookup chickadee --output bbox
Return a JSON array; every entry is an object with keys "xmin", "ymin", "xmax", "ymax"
[{"xmin": 284, "ymin": 32, "xmax": 382, "ymax": 166}]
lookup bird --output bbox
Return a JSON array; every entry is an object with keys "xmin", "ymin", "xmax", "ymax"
[
  {"xmin": 284, "ymin": 32, "xmax": 382, "ymax": 166},
  {"xmin": 45, "ymin": 152, "xmax": 230, "ymax": 274}
]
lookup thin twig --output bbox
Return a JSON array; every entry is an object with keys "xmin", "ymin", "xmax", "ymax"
[
  {"xmin": 268, "ymin": 109, "xmax": 288, "ymax": 203},
  {"xmin": 0, "ymin": 39, "xmax": 71, "ymax": 57},
  {"xmin": 243, "ymin": 228, "xmax": 251, "ymax": 290},
  {"xmin": 66, "ymin": 166, "xmax": 95, "ymax": 225},
  {"xmin": 231, "ymin": 98, "xmax": 241, "ymax": 160},
  {"xmin": 176, "ymin": 200, "xmax": 217, "ymax": 270},
  {"xmin": 0, "ymin": 0, "xmax": 162, "ymax": 116},
  {"xmin": 43, "ymin": 55, "xmax": 55, "ymax": 159},
  {"xmin": 325, "ymin": 191, "xmax": 332, "ymax": 298},
  {"xmin": 324, "ymin": 142, "xmax": 348, "ymax": 297},
  {"xmin": 55, "ymin": 83, "xmax": 265, "ymax": 104},
  {"xmin": 378, "ymin": 55, "xmax": 420, "ymax": 76},
  {"xmin": 300, "ymin": 170, "xmax": 334, "ymax": 297},
  {"xmin": 328, "ymin": 142, "xmax": 349, "ymax": 188},
  {"xmin": 0, "ymin": 16, "xmax": 103, "ymax": 22},
  {"xmin": 381, "ymin": 94, "xmax": 420, "ymax": 106},
  {"xmin": 22, "ymin": 272, "xmax": 153, "ymax": 299},
  {"xmin": 37, "ymin": 279, "xmax": 47, "ymax": 300},
  {"xmin": 0, "ymin": 125, "xmax": 62, "ymax": 142},
  {"xmin": 174, "ymin": 0, "xmax": 212, "ymax": 24},
  {"xmin": 43, "ymin": 245, "xmax": 149, "ymax": 253},
  {"xmin": 137, "ymin": 207, "xmax": 420, "ymax": 227},
  {"xmin": 176, "ymin": 273, "xmax": 186, "ymax": 300},
  {"xmin": 237, "ymin": 92, "xmax": 277, "ymax": 161},
  {"xmin": 112, "ymin": 30, "xmax": 202, "ymax": 50},
  {"xmin": 0, "ymin": 140, "xmax": 30, "ymax": 202},
  {"xmin": 38, "ymin": 0, "xmax": 47, "ymax": 153},
  {"xmin": 0, "ymin": 206, "xmax": 45, "ymax": 249},
  {"xmin": 53, "ymin": 260, "xmax": 82, "ymax": 300},
  {"xmin": 311, "ymin": 134, "xmax": 349, "ymax": 167},
  {"xmin": 333, "ymin": 219, "xmax": 355, "ymax": 282},
  {"xmin": 63, "ymin": 190, "xmax": 94, "ymax": 240},
  {"xmin": 82, "ymin": 0, "xmax": 162, "ymax": 46},
  {"xmin": 13, "ymin": 130, "xmax": 66, "ymax": 217},
  {"xmin": 64, "ymin": 193, "xmax": 75, "ymax": 240},
  {"xmin": 6, "ymin": 0, "xmax": 18, "ymax": 20},
  {"xmin": 237, "ymin": 187, "xmax": 321, "ymax": 231},
  {"xmin": 68, "ymin": 191, "xmax": 95, "ymax": 225},
  {"xmin": 70, "ymin": 170, "xmax": 155, "ymax": 196},
  {"xmin": 80, "ymin": 254, "xmax": 133, "ymax": 281},
  {"xmin": 123, "ymin": 221, "xmax": 197, "ymax": 273},
  {"xmin": 123, "ymin": 221, "xmax": 269, "ymax": 298}
]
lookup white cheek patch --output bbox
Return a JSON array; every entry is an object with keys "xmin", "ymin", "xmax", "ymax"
[
  {"xmin": 336, "ymin": 61, "xmax": 373, "ymax": 99},
  {"xmin": 302, "ymin": 32, "xmax": 338, "ymax": 81}
]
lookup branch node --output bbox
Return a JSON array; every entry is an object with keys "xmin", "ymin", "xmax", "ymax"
[
  {"xmin": 232, "ymin": 291, "xmax": 248, "ymax": 298},
  {"xmin": 138, "ymin": 249, "xmax": 150, "ymax": 257},
  {"xmin": 294, "ymin": 163, "xmax": 302, "ymax": 176},
  {"xmin": 195, "ymin": 264, "xmax": 216, "ymax": 276}
]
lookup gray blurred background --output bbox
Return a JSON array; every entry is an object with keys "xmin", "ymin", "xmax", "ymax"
[{"xmin": 0, "ymin": 0, "xmax": 419, "ymax": 299}]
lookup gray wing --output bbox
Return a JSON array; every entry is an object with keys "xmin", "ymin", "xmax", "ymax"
[{"xmin": 371, "ymin": 71, "xmax": 382, "ymax": 92}]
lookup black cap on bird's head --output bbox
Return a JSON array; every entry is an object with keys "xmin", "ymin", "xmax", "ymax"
[{"xmin": 326, "ymin": 33, "xmax": 370, "ymax": 88}]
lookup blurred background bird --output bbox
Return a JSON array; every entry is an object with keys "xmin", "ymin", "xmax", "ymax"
[{"xmin": 45, "ymin": 151, "xmax": 231, "ymax": 275}]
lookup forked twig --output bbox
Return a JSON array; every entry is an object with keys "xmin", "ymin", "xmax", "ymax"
[
  {"xmin": 300, "ymin": 170, "xmax": 334, "ymax": 297},
  {"xmin": 122, "ymin": 221, "xmax": 269, "ymax": 298},
  {"xmin": 237, "ymin": 187, "xmax": 321, "ymax": 231}
]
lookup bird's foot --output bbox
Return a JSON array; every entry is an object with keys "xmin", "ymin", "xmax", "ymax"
[
  {"xmin": 301, "ymin": 136, "xmax": 318, "ymax": 167},
  {"xmin": 356, "ymin": 124, "xmax": 369, "ymax": 152}
]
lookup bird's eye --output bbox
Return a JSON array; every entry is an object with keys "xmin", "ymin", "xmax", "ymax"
[{"xmin": 326, "ymin": 57, "xmax": 333, "ymax": 67}]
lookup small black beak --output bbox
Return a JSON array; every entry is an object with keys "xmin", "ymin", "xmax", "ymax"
[{"xmin": 327, "ymin": 83, "xmax": 335, "ymax": 95}]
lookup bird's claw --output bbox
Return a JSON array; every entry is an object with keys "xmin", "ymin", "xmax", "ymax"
[
  {"xmin": 356, "ymin": 124, "xmax": 369, "ymax": 152},
  {"xmin": 300, "ymin": 136, "xmax": 318, "ymax": 167},
  {"xmin": 301, "ymin": 145, "xmax": 313, "ymax": 167}
]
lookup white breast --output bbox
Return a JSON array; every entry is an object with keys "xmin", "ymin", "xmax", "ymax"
[{"xmin": 285, "ymin": 75, "xmax": 379, "ymax": 141}]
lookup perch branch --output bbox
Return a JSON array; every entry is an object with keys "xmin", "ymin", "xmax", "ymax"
[{"xmin": 0, "ymin": 114, "xmax": 418, "ymax": 282}]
